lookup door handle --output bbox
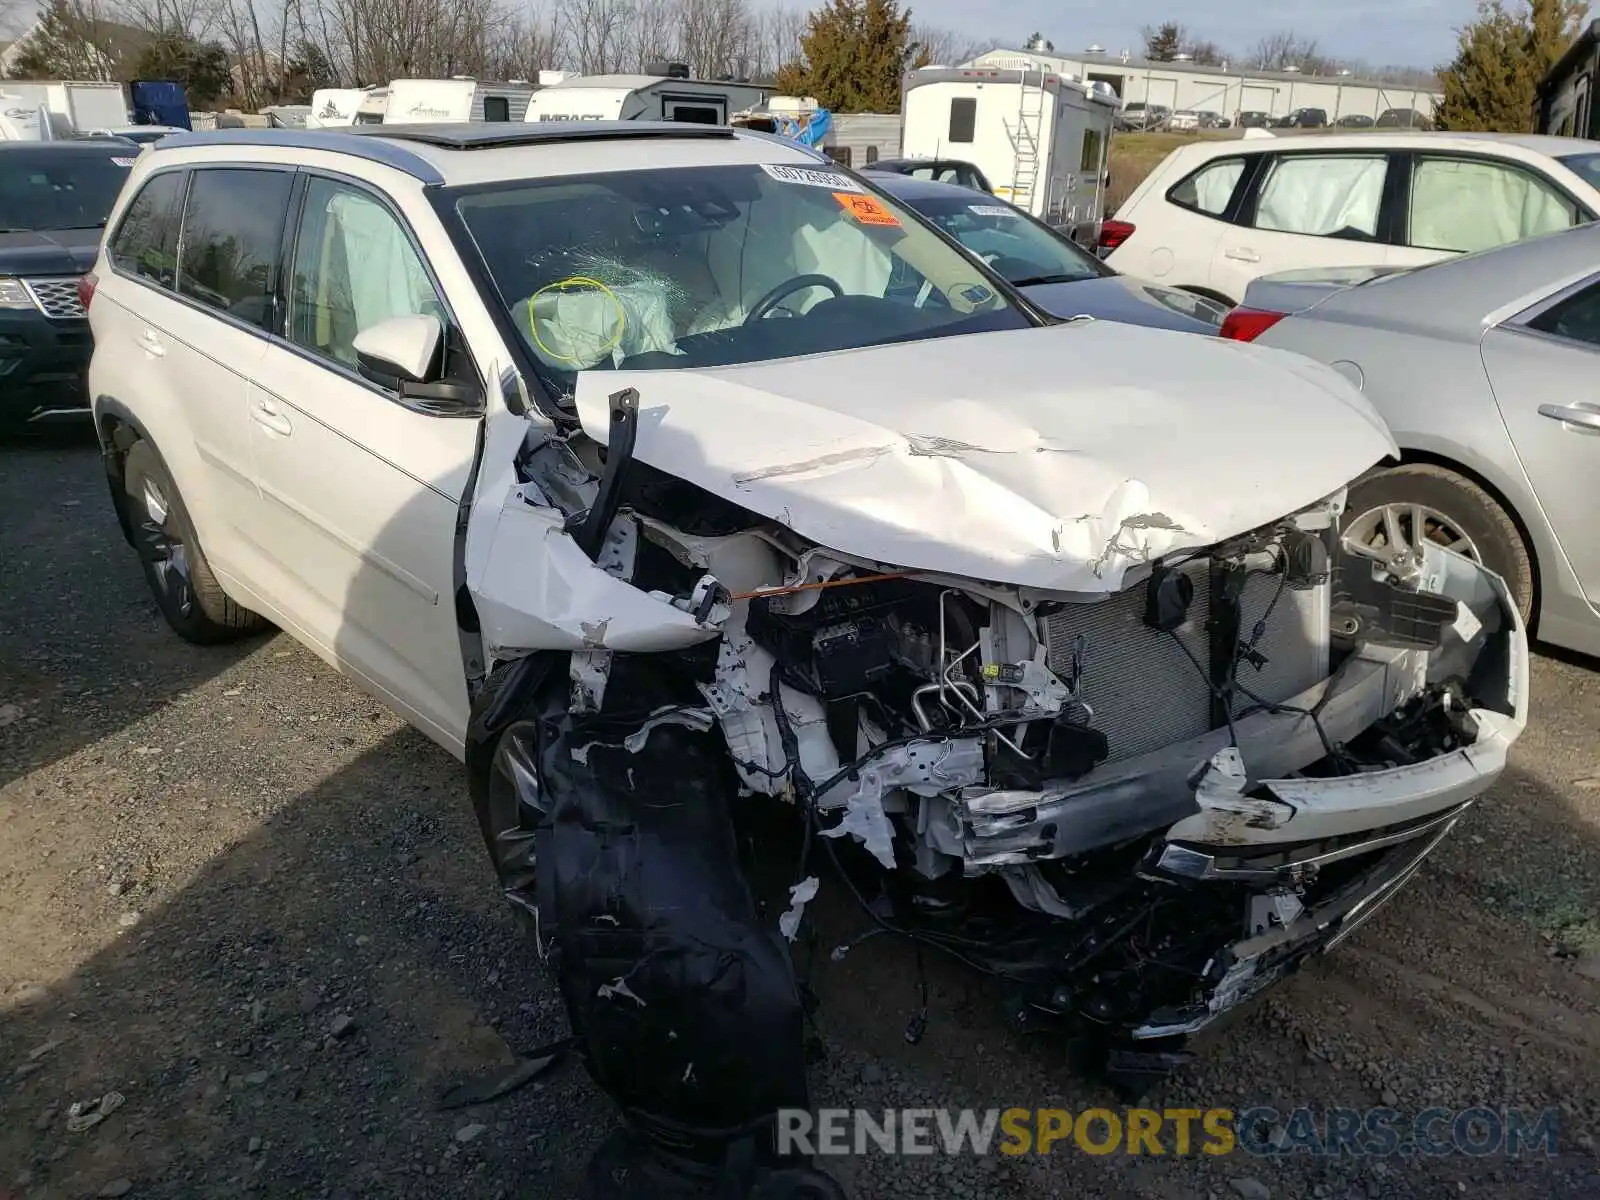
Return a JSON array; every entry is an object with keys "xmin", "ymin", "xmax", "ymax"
[
  {"xmin": 139, "ymin": 328, "xmax": 165, "ymax": 358},
  {"xmin": 1538, "ymin": 402, "xmax": 1600, "ymax": 432},
  {"xmin": 1223, "ymin": 247, "xmax": 1261, "ymax": 263},
  {"xmin": 251, "ymin": 399, "xmax": 293, "ymax": 437}
]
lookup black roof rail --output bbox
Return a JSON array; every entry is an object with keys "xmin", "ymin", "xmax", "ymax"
[
  {"xmin": 151, "ymin": 128, "xmax": 447, "ymax": 183},
  {"xmin": 154, "ymin": 121, "xmax": 786, "ymax": 182},
  {"xmin": 344, "ymin": 120, "xmax": 736, "ymax": 150}
]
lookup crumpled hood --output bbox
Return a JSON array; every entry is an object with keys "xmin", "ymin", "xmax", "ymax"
[{"xmin": 575, "ymin": 320, "xmax": 1397, "ymax": 593}]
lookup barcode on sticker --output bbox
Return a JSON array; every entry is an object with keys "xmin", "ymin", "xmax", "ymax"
[
  {"xmin": 968, "ymin": 204, "xmax": 1013, "ymax": 216},
  {"xmin": 111, "ymin": 156, "xmax": 137, "ymax": 167},
  {"xmin": 761, "ymin": 163, "xmax": 865, "ymax": 192}
]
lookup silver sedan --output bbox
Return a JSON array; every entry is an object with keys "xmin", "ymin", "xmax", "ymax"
[{"xmin": 1224, "ymin": 223, "xmax": 1600, "ymax": 657}]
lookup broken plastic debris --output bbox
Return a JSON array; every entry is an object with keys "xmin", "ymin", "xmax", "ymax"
[
  {"xmin": 597, "ymin": 976, "xmax": 646, "ymax": 1006},
  {"xmin": 778, "ymin": 877, "xmax": 820, "ymax": 942},
  {"xmin": 66, "ymin": 1091, "xmax": 125, "ymax": 1133}
]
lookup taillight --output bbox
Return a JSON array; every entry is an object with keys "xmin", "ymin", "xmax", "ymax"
[
  {"xmin": 1097, "ymin": 219, "xmax": 1136, "ymax": 252},
  {"xmin": 1218, "ymin": 306, "xmax": 1285, "ymax": 342},
  {"xmin": 77, "ymin": 272, "xmax": 97, "ymax": 311}
]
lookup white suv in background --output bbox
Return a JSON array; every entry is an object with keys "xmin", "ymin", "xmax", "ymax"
[{"xmin": 1103, "ymin": 131, "xmax": 1600, "ymax": 304}]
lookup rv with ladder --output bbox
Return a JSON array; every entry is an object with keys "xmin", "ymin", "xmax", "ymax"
[{"xmin": 900, "ymin": 60, "xmax": 1118, "ymax": 244}]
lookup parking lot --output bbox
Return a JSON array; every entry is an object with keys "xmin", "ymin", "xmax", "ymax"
[{"xmin": 1, "ymin": 435, "xmax": 1598, "ymax": 1199}]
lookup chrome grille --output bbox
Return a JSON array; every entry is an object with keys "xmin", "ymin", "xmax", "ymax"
[
  {"xmin": 1042, "ymin": 562, "xmax": 1329, "ymax": 764},
  {"xmin": 23, "ymin": 276, "xmax": 86, "ymax": 319}
]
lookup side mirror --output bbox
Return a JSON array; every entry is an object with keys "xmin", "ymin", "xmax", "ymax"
[{"xmin": 353, "ymin": 314, "xmax": 480, "ymax": 413}]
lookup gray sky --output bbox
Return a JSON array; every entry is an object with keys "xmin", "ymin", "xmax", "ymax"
[
  {"xmin": 929, "ymin": 0, "xmax": 1472, "ymax": 71},
  {"xmin": 0, "ymin": 0, "xmax": 1473, "ymax": 73}
]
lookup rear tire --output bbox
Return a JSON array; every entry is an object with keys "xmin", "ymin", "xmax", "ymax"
[
  {"xmin": 122, "ymin": 439, "xmax": 268, "ymax": 644},
  {"xmin": 1339, "ymin": 463, "xmax": 1534, "ymax": 625}
]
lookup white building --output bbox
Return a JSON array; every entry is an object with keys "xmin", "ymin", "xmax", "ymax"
[{"xmin": 966, "ymin": 47, "xmax": 1441, "ymax": 124}]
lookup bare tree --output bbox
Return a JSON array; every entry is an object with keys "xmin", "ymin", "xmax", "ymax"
[
  {"xmin": 559, "ymin": 0, "xmax": 634, "ymax": 73},
  {"xmin": 1250, "ymin": 29, "xmax": 1333, "ymax": 74},
  {"xmin": 488, "ymin": 5, "xmax": 564, "ymax": 78},
  {"xmin": 678, "ymin": 0, "xmax": 753, "ymax": 77},
  {"xmin": 618, "ymin": 0, "xmax": 674, "ymax": 70},
  {"xmin": 754, "ymin": 2, "xmax": 804, "ymax": 78},
  {"xmin": 113, "ymin": 0, "xmax": 214, "ymax": 39},
  {"xmin": 909, "ymin": 22, "xmax": 990, "ymax": 67}
]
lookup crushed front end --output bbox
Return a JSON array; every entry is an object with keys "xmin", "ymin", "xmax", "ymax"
[{"xmin": 464, "ymin": 391, "xmax": 1527, "ymax": 1185}]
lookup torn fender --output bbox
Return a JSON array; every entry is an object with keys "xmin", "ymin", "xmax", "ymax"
[
  {"xmin": 574, "ymin": 321, "xmax": 1396, "ymax": 593},
  {"xmin": 466, "ymin": 487, "xmax": 723, "ymax": 661}
]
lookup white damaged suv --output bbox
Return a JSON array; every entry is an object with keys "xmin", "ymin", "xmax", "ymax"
[{"xmin": 85, "ymin": 122, "xmax": 1527, "ymax": 1195}]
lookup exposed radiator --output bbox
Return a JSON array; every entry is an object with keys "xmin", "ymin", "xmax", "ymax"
[{"xmin": 1040, "ymin": 560, "xmax": 1329, "ymax": 764}]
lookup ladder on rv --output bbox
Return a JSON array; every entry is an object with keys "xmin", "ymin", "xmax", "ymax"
[{"xmin": 1010, "ymin": 69, "xmax": 1047, "ymax": 213}]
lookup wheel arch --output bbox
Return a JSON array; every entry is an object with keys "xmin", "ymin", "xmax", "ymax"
[
  {"xmin": 1377, "ymin": 445, "xmax": 1544, "ymax": 633},
  {"xmin": 93, "ymin": 395, "xmax": 155, "ymax": 550}
]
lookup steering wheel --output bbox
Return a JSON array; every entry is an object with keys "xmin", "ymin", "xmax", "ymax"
[{"xmin": 745, "ymin": 274, "xmax": 845, "ymax": 324}]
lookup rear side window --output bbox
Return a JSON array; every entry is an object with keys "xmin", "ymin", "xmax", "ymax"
[
  {"xmin": 1408, "ymin": 157, "xmax": 1581, "ymax": 254},
  {"xmin": 1168, "ymin": 157, "xmax": 1245, "ymax": 216},
  {"xmin": 949, "ymin": 97, "xmax": 976, "ymax": 143},
  {"xmin": 1528, "ymin": 279, "xmax": 1600, "ymax": 346},
  {"xmin": 108, "ymin": 170, "xmax": 185, "ymax": 288},
  {"xmin": 1252, "ymin": 154, "xmax": 1387, "ymax": 240},
  {"xmin": 177, "ymin": 168, "xmax": 294, "ymax": 331}
]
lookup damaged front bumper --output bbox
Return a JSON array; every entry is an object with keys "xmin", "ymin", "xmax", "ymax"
[{"xmin": 919, "ymin": 541, "xmax": 1527, "ymax": 1046}]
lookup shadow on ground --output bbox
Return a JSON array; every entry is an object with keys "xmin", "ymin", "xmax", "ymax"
[{"xmin": 0, "ymin": 434, "xmax": 255, "ymax": 790}]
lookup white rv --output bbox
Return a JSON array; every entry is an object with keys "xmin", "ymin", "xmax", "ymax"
[
  {"xmin": 382, "ymin": 78, "xmax": 533, "ymax": 125},
  {"xmin": 525, "ymin": 66, "xmax": 768, "ymax": 125},
  {"xmin": 308, "ymin": 88, "xmax": 387, "ymax": 128},
  {"xmin": 900, "ymin": 63, "xmax": 1118, "ymax": 240},
  {"xmin": 0, "ymin": 81, "xmax": 127, "ymax": 136}
]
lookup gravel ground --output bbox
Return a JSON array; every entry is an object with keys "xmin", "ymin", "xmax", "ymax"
[{"xmin": 2, "ymin": 434, "xmax": 1599, "ymax": 1200}]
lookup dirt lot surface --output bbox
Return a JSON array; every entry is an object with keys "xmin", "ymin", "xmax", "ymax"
[{"xmin": 3, "ymin": 435, "xmax": 1600, "ymax": 1200}]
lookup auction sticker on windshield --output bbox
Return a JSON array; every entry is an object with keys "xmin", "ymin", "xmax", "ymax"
[
  {"xmin": 111, "ymin": 157, "xmax": 137, "ymax": 168},
  {"xmin": 833, "ymin": 193, "xmax": 901, "ymax": 227},
  {"xmin": 761, "ymin": 163, "xmax": 865, "ymax": 192},
  {"xmin": 969, "ymin": 205, "xmax": 1013, "ymax": 217}
]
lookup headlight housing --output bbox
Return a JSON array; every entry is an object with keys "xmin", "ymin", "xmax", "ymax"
[{"xmin": 0, "ymin": 277, "xmax": 38, "ymax": 311}]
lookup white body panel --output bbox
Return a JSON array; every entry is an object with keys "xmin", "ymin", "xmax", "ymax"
[{"xmin": 383, "ymin": 79, "xmax": 533, "ymax": 125}]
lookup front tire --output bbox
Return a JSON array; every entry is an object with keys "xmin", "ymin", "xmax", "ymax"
[
  {"xmin": 1340, "ymin": 463, "xmax": 1534, "ymax": 624},
  {"xmin": 122, "ymin": 439, "xmax": 268, "ymax": 644}
]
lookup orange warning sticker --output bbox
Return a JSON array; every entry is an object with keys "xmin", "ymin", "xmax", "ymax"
[{"xmin": 833, "ymin": 192, "xmax": 902, "ymax": 227}]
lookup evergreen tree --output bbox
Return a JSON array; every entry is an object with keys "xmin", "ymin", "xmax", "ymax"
[
  {"xmin": 1143, "ymin": 22, "xmax": 1183, "ymax": 61},
  {"xmin": 6, "ymin": 0, "xmax": 114, "ymax": 80},
  {"xmin": 132, "ymin": 30, "xmax": 232, "ymax": 107},
  {"xmin": 775, "ymin": 0, "xmax": 917, "ymax": 113},
  {"xmin": 1435, "ymin": 0, "xmax": 1587, "ymax": 130}
]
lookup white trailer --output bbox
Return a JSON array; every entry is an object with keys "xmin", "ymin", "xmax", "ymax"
[
  {"xmin": 382, "ymin": 78, "xmax": 533, "ymax": 125},
  {"xmin": 0, "ymin": 81, "xmax": 127, "ymax": 133},
  {"xmin": 900, "ymin": 64, "xmax": 1118, "ymax": 240},
  {"xmin": 525, "ymin": 68, "xmax": 768, "ymax": 125},
  {"xmin": 308, "ymin": 87, "xmax": 385, "ymax": 128}
]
